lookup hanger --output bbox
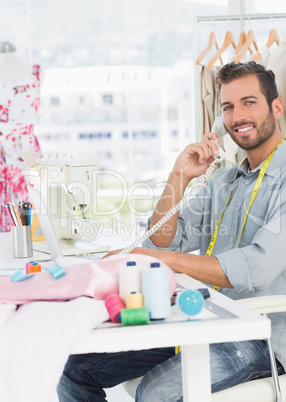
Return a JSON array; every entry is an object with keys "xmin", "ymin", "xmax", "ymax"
[
  {"xmin": 196, "ymin": 31, "xmax": 222, "ymax": 66},
  {"xmin": 251, "ymin": 29, "xmax": 280, "ymax": 62},
  {"xmin": 233, "ymin": 31, "xmax": 246, "ymax": 55},
  {"xmin": 233, "ymin": 30, "xmax": 258, "ymax": 63},
  {"xmin": 208, "ymin": 31, "xmax": 236, "ymax": 68},
  {"xmin": 265, "ymin": 28, "xmax": 280, "ymax": 48}
]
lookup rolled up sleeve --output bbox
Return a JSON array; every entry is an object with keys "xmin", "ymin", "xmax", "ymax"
[
  {"xmin": 142, "ymin": 187, "xmax": 209, "ymax": 252},
  {"xmin": 217, "ymin": 208, "xmax": 286, "ymax": 293}
]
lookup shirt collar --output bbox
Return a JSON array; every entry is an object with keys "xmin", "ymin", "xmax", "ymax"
[{"xmin": 231, "ymin": 138, "xmax": 286, "ymax": 181}]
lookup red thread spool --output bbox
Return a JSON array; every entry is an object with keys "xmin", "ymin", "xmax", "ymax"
[{"xmin": 105, "ymin": 294, "xmax": 125, "ymax": 323}]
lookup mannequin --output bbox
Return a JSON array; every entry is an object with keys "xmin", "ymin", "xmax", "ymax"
[
  {"xmin": 0, "ymin": 41, "xmax": 43, "ymax": 232},
  {"xmin": 0, "ymin": 41, "xmax": 32, "ymax": 80}
]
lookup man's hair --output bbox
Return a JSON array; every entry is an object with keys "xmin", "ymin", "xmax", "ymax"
[{"xmin": 215, "ymin": 61, "xmax": 279, "ymax": 109}]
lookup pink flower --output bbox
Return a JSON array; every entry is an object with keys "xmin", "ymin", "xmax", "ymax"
[
  {"xmin": 33, "ymin": 65, "xmax": 41, "ymax": 81},
  {"xmin": 0, "ymin": 165, "xmax": 28, "ymax": 198},
  {"xmin": 0, "ymin": 105, "xmax": 9, "ymax": 122}
]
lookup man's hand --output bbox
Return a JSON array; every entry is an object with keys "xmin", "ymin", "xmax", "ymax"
[
  {"xmin": 172, "ymin": 133, "xmax": 221, "ymax": 182},
  {"xmin": 102, "ymin": 247, "xmax": 163, "ymax": 259}
]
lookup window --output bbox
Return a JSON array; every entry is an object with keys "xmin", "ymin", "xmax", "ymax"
[
  {"xmin": 102, "ymin": 94, "xmax": 113, "ymax": 104},
  {"xmin": 1, "ymin": 0, "xmax": 234, "ymax": 232},
  {"xmin": 50, "ymin": 97, "xmax": 60, "ymax": 106}
]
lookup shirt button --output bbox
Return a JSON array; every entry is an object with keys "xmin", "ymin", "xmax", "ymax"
[
  {"xmin": 235, "ymin": 207, "xmax": 239, "ymax": 212},
  {"xmin": 245, "ymin": 180, "xmax": 249, "ymax": 184},
  {"xmin": 230, "ymin": 238, "xmax": 234, "ymax": 243}
]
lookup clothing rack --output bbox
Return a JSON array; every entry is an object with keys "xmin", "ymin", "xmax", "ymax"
[
  {"xmin": 193, "ymin": 12, "xmax": 286, "ymax": 140},
  {"xmin": 197, "ymin": 13, "xmax": 286, "ymax": 22}
]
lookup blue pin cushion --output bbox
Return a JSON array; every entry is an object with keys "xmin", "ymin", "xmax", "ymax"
[{"xmin": 176, "ymin": 289, "xmax": 205, "ymax": 316}]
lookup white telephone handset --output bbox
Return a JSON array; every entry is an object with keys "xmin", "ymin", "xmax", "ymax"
[
  {"xmin": 209, "ymin": 139, "xmax": 226, "ymax": 163},
  {"xmin": 119, "ymin": 141, "xmax": 226, "ymax": 255}
]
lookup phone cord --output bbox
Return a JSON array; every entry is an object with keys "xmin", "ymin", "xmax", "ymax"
[{"xmin": 118, "ymin": 160, "xmax": 217, "ymax": 255}]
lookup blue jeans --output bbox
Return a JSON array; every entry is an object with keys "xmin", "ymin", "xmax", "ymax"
[{"xmin": 57, "ymin": 340, "xmax": 285, "ymax": 402}]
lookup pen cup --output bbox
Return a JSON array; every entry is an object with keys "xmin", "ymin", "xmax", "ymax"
[{"xmin": 11, "ymin": 225, "xmax": 33, "ymax": 258}]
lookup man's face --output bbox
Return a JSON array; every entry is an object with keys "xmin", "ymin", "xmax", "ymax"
[{"xmin": 220, "ymin": 74, "xmax": 276, "ymax": 150}]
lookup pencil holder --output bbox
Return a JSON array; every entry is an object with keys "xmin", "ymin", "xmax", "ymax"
[{"xmin": 11, "ymin": 226, "xmax": 33, "ymax": 258}]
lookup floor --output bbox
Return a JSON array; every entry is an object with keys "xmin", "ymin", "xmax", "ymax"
[{"xmin": 106, "ymin": 384, "xmax": 134, "ymax": 401}]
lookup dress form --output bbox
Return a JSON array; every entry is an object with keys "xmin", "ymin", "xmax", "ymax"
[
  {"xmin": 0, "ymin": 41, "xmax": 43, "ymax": 232},
  {"xmin": 0, "ymin": 41, "xmax": 32, "ymax": 80}
]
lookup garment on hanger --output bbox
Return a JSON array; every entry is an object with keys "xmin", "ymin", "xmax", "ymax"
[
  {"xmin": 266, "ymin": 35, "xmax": 286, "ymax": 137},
  {"xmin": 251, "ymin": 29, "xmax": 279, "ymax": 63},
  {"xmin": 200, "ymin": 66, "xmax": 216, "ymax": 136},
  {"xmin": 0, "ymin": 50, "xmax": 43, "ymax": 232}
]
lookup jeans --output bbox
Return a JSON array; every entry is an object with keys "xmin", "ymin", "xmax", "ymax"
[{"xmin": 57, "ymin": 340, "xmax": 285, "ymax": 402}]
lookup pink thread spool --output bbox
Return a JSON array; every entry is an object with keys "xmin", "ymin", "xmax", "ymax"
[{"xmin": 105, "ymin": 294, "xmax": 125, "ymax": 323}]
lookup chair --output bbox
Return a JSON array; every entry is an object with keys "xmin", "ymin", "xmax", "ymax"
[{"xmin": 123, "ymin": 295, "xmax": 286, "ymax": 402}]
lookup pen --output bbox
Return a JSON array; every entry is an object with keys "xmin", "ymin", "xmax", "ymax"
[
  {"xmin": 28, "ymin": 203, "xmax": 32, "ymax": 225},
  {"xmin": 6, "ymin": 203, "xmax": 19, "ymax": 226},
  {"xmin": 5, "ymin": 203, "xmax": 16, "ymax": 226}
]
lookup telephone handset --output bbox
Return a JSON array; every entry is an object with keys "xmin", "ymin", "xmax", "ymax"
[
  {"xmin": 209, "ymin": 139, "xmax": 226, "ymax": 162},
  {"xmin": 119, "ymin": 142, "xmax": 226, "ymax": 255}
]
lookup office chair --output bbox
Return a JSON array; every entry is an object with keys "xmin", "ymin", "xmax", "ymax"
[{"xmin": 123, "ymin": 295, "xmax": 286, "ymax": 402}]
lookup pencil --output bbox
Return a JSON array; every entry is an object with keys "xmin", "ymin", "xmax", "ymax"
[{"xmin": 13, "ymin": 203, "xmax": 23, "ymax": 226}]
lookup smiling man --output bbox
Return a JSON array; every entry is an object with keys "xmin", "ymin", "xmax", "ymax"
[
  {"xmin": 220, "ymin": 66, "xmax": 283, "ymax": 161},
  {"xmin": 58, "ymin": 62, "xmax": 286, "ymax": 402}
]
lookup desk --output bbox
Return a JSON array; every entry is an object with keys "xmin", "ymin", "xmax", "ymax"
[
  {"xmin": 73, "ymin": 274, "xmax": 271, "ymax": 402},
  {"xmin": 0, "ymin": 233, "xmax": 271, "ymax": 402}
]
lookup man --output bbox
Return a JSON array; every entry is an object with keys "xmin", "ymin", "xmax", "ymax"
[{"xmin": 57, "ymin": 62, "xmax": 286, "ymax": 401}]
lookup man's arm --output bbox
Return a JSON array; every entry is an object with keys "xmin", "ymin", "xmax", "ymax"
[
  {"xmin": 150, "ymin": 134, "xmax": 220, "ymax": 248},
  {"xmin": 129, "ymin": 247, "xmax": 233, "ymax": 288}
]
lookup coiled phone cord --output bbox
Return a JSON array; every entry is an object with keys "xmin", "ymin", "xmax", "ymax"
[{"xmin": 118, "ymin": 159, "xmax": 217, "ymax": 255}]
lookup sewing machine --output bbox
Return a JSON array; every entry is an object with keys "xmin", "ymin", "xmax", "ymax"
[{"xmin": 23, "ymin": 151, "xmax": 110, "ymax": 255}]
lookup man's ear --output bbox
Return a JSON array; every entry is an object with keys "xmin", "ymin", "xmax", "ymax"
[{"xmin": 272, "ymin": 97, "xmax": 284, "ymax": 120}]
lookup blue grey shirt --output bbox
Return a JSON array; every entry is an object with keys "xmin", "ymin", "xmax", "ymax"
[{"xmin": 143, "ymin": 140, "xmax": 286, "ymax": 369}]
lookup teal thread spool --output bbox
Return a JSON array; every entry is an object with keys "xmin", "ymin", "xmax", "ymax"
[{"xmin": 120, "ymin": 307, "xmax": 150, "ymax": 326}]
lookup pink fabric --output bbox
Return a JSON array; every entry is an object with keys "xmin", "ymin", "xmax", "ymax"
[{"xmin": 0, "ymin": 254, "xmax": 176, "ymax": 305}]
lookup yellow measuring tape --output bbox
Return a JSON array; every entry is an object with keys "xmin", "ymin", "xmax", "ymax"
[{"xmin": 175, "ymin": 139, "xmax": 284, "ymax": 355}]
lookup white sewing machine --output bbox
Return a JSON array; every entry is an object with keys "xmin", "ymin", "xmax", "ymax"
[{"xmin": 23, "ymin": 151, "xmax": 110, "ymax": 256}]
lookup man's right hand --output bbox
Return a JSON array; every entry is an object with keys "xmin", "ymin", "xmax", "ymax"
[{"xmin": 172, "ymin": 133, "xmax": 220, "ymax": 183}]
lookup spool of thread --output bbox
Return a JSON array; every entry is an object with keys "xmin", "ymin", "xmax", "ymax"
[
  {"xmin": 120, "ymin": 307, "xmax": 150, "ymax": 326},
  {"xmin": 119, "ymin": 261, "xmax": 142, "ymax": 302},
  {"xmin": 142, "ymin": 262, "xmax": 171, "ymax": 320},
  {"xmin": 105, "ymin": 293, "xmax": 125, "ymax": 323},
  {"xmin": 125, "ymin": 292, "xmax": 143, "ymax": 309},
  {"xmin": 176, "ymin": 289, "xmax": 204, "ymax": 316}
]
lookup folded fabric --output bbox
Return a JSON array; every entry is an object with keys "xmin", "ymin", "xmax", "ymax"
[
  {"xmin": 0, "ymin": 254, "xmax": 176, "ymax": 304},
  {"xmin": 0, "ymin": 297, "xmax": 109, "ymax": 402}
]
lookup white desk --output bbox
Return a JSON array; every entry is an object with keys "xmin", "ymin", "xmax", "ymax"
[
  {"xmin": 0, "ymin": 233, "xmax": 271, "ymax": 402},
  {"xmin": 73, "ymin": 274, "xmax": 270, "ymax": 402}
]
